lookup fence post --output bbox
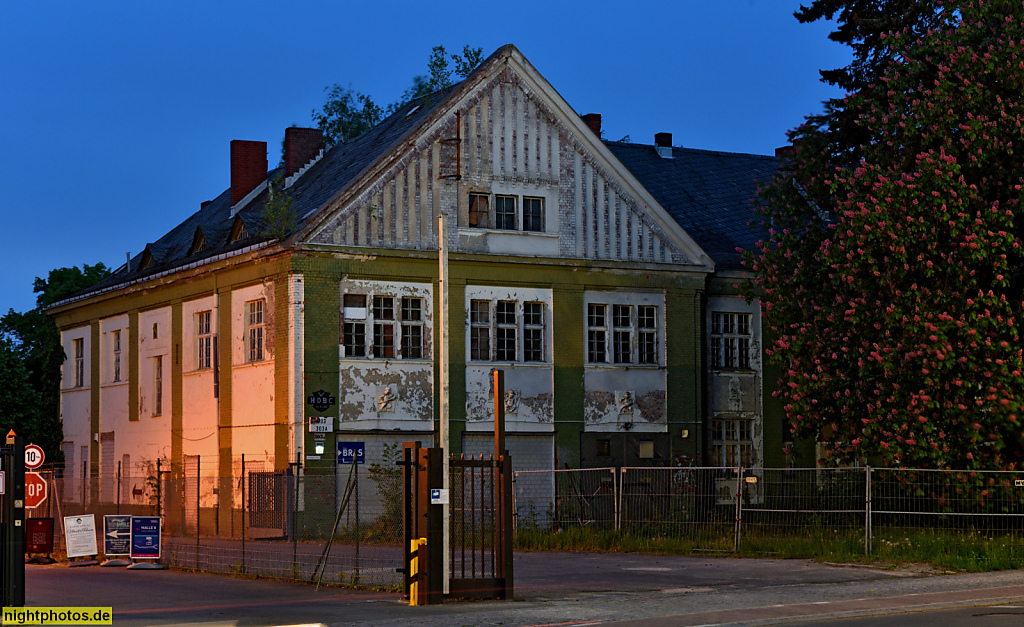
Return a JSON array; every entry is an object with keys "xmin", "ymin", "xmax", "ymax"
[
  {"xmin": 196, "ymin": 455, "xmax": 201, "ymax": 569},
  {"xmin": 117, "ymin": 460, "xmax": 121, "ymax": 516},
  {"xmin": 734, "ymin": 467, "xmax": 743, "ymax": 552},
  {"xmin": 865, "ymin": 465, "xmax": 872, "ymax": 557},
  {"xmin": 354, "ymin": 455, "xmax": 360, "ymax": 586},
  {"xmin": 156, "ymin": 458, "xmax": 161, "ymax": 517},
  {"xmin": 241, "ymin": 453, "xmax": 245, "ymax": 575},
  {"xmin": 615, "ymin": 468, "xmax": 622, "ymax": 531}
]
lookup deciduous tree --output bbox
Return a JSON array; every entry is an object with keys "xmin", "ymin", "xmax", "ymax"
[{"xmin": 750, "ymin": 1, "xmax": 1024, "ymax": 469}]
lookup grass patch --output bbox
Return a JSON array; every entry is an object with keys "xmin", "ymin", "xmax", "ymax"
[{"xmin": 514, "ymin": 525, "xmax": 1024, "ymax": 572}]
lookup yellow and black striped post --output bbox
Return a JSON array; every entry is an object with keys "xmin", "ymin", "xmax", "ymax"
[{"xmin": 408, "ymin": 538, "xmax": 427, "ymax": 606}]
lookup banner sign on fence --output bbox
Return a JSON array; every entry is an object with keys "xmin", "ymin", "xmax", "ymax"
[
  {"xmin": 26, "ymin": 518, "xmax": 54, "ymax": 554},
  {"xmin": 64, "ymin": 514, "xmax": 98, "ymax": 558},
  {"xmin": 104, "ymin": 515, "xmax": 132, "ymax": 556},
  {"xmin": 337, "ymin": 442, "xmax": 365, "ymax": 464},
  {"xmin": 130, "ymin": 516, "xmax": 161, "ymax": 559}
]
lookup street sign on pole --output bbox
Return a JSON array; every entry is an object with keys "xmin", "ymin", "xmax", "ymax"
[
  {"xmin": 25, "ymin": 472, "xmax": 47, "ymax": 509},
  {"xmin": 24, "ymin": 444, "xmax": 44, "ymax": 470}
]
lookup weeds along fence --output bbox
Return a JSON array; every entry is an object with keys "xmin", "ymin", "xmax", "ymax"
[
  {"xmin": 26, "ymin": 456, "xmax": 404, "ymax": 589},
  {"xmin": 513, "ymin": 466, "xmax": 1024, "ymax": 556}
]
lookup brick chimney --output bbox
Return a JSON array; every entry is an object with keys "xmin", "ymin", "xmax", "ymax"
[
  {"xmin": 581, "ymin": 113, "xmax": 602, "ymax": 137},
  {"xmin": 230, "ymin": 140, "xmax": 267, "ymax": 206},
  {"xmin": 284, "ymin": 127, "xmax": 324, "ymax": 179},
  {"xmin": 655, "ymin": 132, "xmax": 673, "ymax": 159}
]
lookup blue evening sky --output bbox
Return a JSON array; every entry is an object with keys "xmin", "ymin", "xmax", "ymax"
[{"xmin": 0, "ymin": 1, "xmax": 848, "ymax": 317}]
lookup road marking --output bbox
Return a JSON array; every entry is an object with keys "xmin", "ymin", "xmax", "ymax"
[{"xmin": 623, "ymin": 567, "xmax": 673, "ymax": 572}]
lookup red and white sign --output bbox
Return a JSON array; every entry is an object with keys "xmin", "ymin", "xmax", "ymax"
[
  {"xmin": 25, "ymin": 472, "xmax": 47, "ymax": 509},
  {"xmin": 24, "ymin": 444, "xmax": 44, "ymax": 470}
]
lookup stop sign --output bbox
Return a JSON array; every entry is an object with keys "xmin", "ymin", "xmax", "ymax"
[{"xmin": 25, "ymin": 472, "xmax": 47, "ymax": 509}]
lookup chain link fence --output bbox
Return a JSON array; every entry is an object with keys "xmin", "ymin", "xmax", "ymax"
[
  {"xmin": 514, "ymin": 466, "xmax": 1024, "ymax": 555},
  {"xmin": 27, "ymin": 463, "xmax": 1024, "ymax": 580},
  {"xmin": 26, "ymin": 454, "xmax": 404, "ymax": 589}
]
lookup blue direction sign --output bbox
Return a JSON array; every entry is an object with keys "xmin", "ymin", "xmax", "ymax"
[
  {"xmin": 104, "ymin": 515, "xmax": 132, "ymax": 556},
  {"xmin": 337, "ymin": 442, "xmax": 365, "ymax": 464},
  {"xmin": 130, "ymin": 516, "xmax": 161, "ymax": 560}
]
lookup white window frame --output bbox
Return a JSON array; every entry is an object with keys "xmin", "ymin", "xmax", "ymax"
[
  {"xmin": 153, "ymin": 356, "xmax": 163, "ymax": 417},
  {"xmin": 587, "ymin": 302, "xmax": 661, "ymax": 366},
  {"xmin": 468, "ymin": 299, "xmax": 547, "ymax": 363},
  {"xmin": 111, "ymin": 329, "xmax": 121, "ymax": 382},
  {"xmin": 246, "ymin": 300, "xmax": 265, "ymax": 363},
  {"xmin": 196, "ymin": 310, "xmax": 213, "ymax": 370},
  {"xmin": 711, "ymin": 417, "xmax": 753, "ymax": 468},
  {"xmin": 710, "ymin": 312, "xmax": 752, "ymax": 370},
  {"xmin": 342, "ymin": 291, "xmax": 427, "ymax": 360},
  {"xmin": 73, "ymin": 338, "xmax": 85, "ymax": 388},
  {"xmin": 464, "ymin": 192, "xmax": 547, "ymax": 233}
]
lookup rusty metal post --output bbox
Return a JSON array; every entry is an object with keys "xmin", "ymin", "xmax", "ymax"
[{"xmin": 493, "ymin": 370, "xmax": 505, "ymax": 460}]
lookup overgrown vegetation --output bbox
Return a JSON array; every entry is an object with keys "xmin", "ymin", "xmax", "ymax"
[
  {"xmin": 312, "ymin": 44, "xmax": 483, "ymax": 146},
  {"xmin": 514, "ymin": 526, "xmax": 1024, "ymax": 572},
  {"xmin": 2, "ymin": 263, "xmax": 110, "ymax": 459}
]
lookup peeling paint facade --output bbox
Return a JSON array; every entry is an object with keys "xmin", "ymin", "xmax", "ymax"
[{"xmin": 50, "ymin": 45, "xmax": 783, "ymax": 535}]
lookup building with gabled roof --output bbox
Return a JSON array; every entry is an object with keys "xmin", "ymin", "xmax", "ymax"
[{"xmin": 49, "ymin": 44, "xmax": 782, "ymax": 530}]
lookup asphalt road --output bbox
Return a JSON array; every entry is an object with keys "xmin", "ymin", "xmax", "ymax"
[{"xmin": 21, "ymin": 552, "xmax": 1024, "ymax": 626}]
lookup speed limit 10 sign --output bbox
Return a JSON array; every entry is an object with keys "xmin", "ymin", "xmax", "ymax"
[{"xmin": 25, "ymin": 444, "xmax": 44, "ymax": 470}]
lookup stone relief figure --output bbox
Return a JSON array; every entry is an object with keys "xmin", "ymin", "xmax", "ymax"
[
  {"xmin": 378, "ymin": 386, "xmax": 397, "ymax": 412},
  {"xmin": 504, "ymin": 389, "xmax": 521, "ymax": 415},
  {"xmin": 728, "ymin": 377, "xmax": 742, "ymax": 412},
  {"xmin": 617, "ymin": 390, "xmax": 635, "ymax": 416}
]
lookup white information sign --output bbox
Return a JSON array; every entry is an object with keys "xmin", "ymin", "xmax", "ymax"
[
  {"xmin": 430, "ymin": 488, "xmax": 449, "ymax": 505},
  {"xmin": 64, "ymin": 514, "xmax": 98, "ymax": 558},
  {"xmin": 308, "ymin": 416, "xmax": 334, "ymax": 433}
]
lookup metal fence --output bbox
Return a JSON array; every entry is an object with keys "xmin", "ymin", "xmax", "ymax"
[
  {"xmin": 26, "ymin": 457, "xmax": 404, "ymax": 588},
  {"xmin": 513, "ymin": 466, "xmax": 1024, "ymax": 555}
]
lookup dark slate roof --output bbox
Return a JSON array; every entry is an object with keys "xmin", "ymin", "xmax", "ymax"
[
  {"xmin": 605, "ymin": 142, "xmax": 777, "ymax": 270},
  {"xmin": 68, "ymin": 87, "xmax": 460, "ymax": 302}
]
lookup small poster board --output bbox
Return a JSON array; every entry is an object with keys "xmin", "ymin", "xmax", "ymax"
[
  {"xmin": 27, "ymin": 518, "xmax": 54, "ymax": 554},
  {"xmin": 309, "ymin": 416, "xmax": 334, "ymax": 433},
  {"xmin": 131, "ymin": 516, "xmax": 161, "ymax": 560},
  {"xmin": 64, "ymin": 514, "xmax": 98, "ymax": 558},
  {"xmin": 104, "ymin": 515, "xmax": 132, "ymax": 556}
]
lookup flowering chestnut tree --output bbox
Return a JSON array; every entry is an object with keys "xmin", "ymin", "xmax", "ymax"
[{"xmin": 750, "ymin": 1, "xmax": 1024, "ymax": 469}]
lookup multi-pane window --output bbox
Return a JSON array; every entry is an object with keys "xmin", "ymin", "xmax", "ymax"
[
  {"xmin": 587, "ymin": 304, "xmax": 607, "ymax": 363},
  {"xmin": 196, "ymin": 311, "xmax": 213, "ymax": 370},
  {"xmin": 470, "ymin": 300, "xmax": 491, "ymax": 361},
  {"xmin": 523, "ymin": 197, "xmax": 543, "ymax": 232},
  {"xmin": 468, "ymin": 193, "xmax": 490, "ymax": 228},
  {"xmin": 153, "ymin": 356, "xmax": 163, "ymax": 417},
  {"xmin": 343, "ymin": 294, "xmax": 367, "ymax": 358},
  {"xmin": 588, "ymin": 303, "xmax": 661, "ymax": 365},
  {"xmin": 111, "ymin": 330, "xmax": 122, "ymax": 382},
  {"xmin": 469, "ymin": 299, "xmax": 547, "ymax": 362},
  {"xmin": 711, "ymin": 418, "xmax": 753, "ymax": 468},
  {"xmin": 711, "ymin": 312, "xmax": 752, "ymax": 369},
  {"xmin": 247, "ymin": 300, "xmax": 265, "ymax": 362},
  {"xmin": 495, "ymin": 301, "xmax": 517, "ymax": 361},
  {"xmin": 73, "ymin": 338, "xmax": 85, "ymax": 388},
  {"xmin": 495, "ymin": 195, "xmax": 516, "ymax": 230},
  {"xmin": 523, "ymin": 302, "xmax": 544, "ymax": 362},
  {"xmin": 638, "ymin": 306, "xmax": 658, "ymax": 364},
  {"xmin": 464, "ymin": 193, "xmax": 546, "ymax": 233},
  {"xmin": 612, "ymin": 305, "xmax": 632, "ymax": 364},
  {"xmin": 343, "ymin": 292, "xmax": 426, "ymax": 360},
  {"xmin": 372, "ymin": 296, "xmax": 395, "ymax": 358},
  {"xmin": 401, "ymin": 297, "xmax": 423, "ymax": 359}
]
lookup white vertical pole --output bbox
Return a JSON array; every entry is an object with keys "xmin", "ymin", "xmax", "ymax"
[{"xmin": 439, "ymin": 212, "xmax": 451, "ymax": 594}]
